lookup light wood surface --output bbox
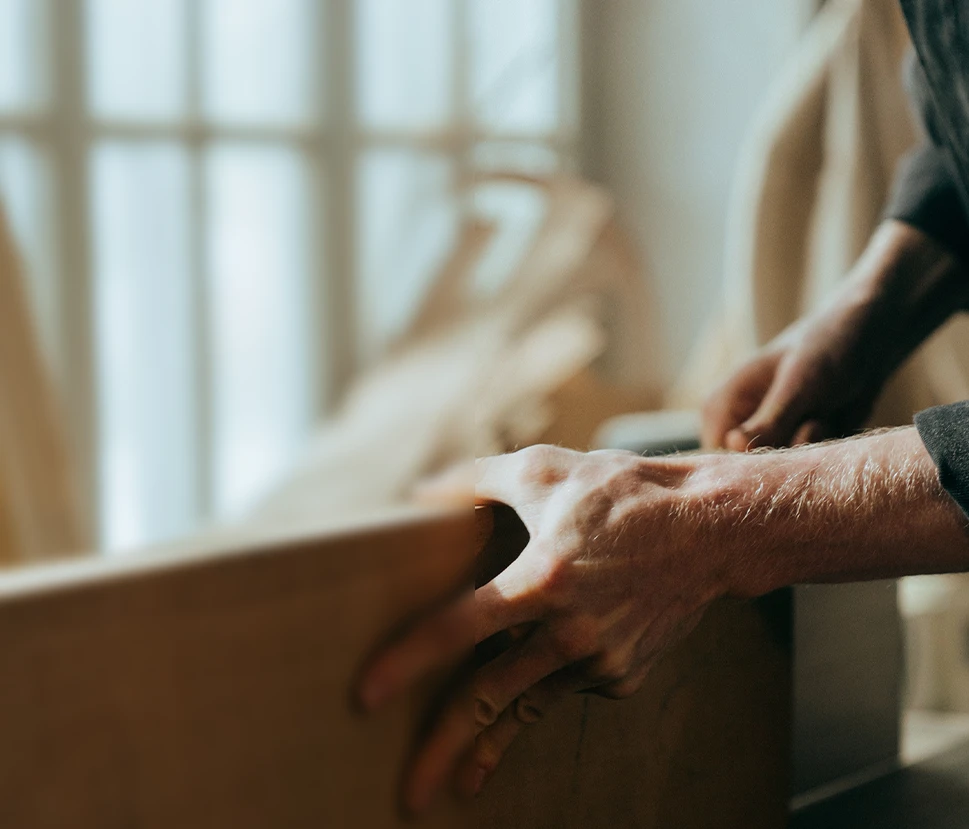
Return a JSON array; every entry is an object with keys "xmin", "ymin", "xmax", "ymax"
[{"xmin": 0, "ymin": 506, "xmax": 791, "ymax": 827}]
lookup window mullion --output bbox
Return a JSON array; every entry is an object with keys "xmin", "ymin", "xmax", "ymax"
[
  {"xmin": 558, "ymin": 0, "xmax": 581, "ymax": 171},
  {"xmin": 453, "ymin": 0, "xmax": 471, "ymax": 190},
  {"xmin": 185, "ymin": 0, "xmax": 213, "ymax": 521},
  {"xmin": 321, "ymin": 0, "xmax": 358, "ymax": 404},
  {"xmin": 301, "ymin": 0, "xmax": 326, "ymax": 421},
  {"xmin": 51, "ymin": 0, "xmax": 99, "ymax": 543}
]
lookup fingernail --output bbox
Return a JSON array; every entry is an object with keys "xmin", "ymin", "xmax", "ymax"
[
  {"xmin": 739, "ymin": 421, "xmax": 758, "ymax": 437},
  {"xmin": 473, "ymin": 767, "xmax": 488, "ymax": 796}
]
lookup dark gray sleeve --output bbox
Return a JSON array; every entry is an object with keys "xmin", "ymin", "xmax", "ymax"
[
  {"xmin": 884, "ymin": 52, "xmax": 969, "ymax": 265},
  {"xmin": 915, "ymin": 402, "xmax": 969, "ymax": 521}
]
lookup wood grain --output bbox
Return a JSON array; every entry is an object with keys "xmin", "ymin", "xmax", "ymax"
[
  {"xmin": 473, "ymin": 505, "xmax": 791, "ymax": 827},
  {"xmin": 477, "ymin": 595, "xmax": 792, "ymax": 829},
  {"xmin": 0, "ymin": 510, "xmax": 474, "ymax": 828},
  {"xmin": 0, "ymin": 507, "xmax": 791, "ymax": 827}
]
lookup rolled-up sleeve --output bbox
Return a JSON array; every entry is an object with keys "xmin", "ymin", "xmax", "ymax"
[
  {"xmin": 916, "ymin": 402, "xmax": 969, "ymax": 521},
  {"xmin": 884, "ymin": 52, "xmax": 969, "ymax": 265}
]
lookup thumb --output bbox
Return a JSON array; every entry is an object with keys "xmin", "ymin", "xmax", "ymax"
[{"xmin": 726, "ymin": 366, "xmax": 815, "ymax": 450}]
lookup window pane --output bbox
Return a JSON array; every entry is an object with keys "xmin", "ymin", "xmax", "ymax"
[
  {"xmin": 470, "ymin": 0, "xmax": 561, "ymax": 132},
  {"xmin": 206, "ymin": 145, "xmax": 314, "ymax": 517},
  {"xmin": 357, "ymin": 0, "xmax": 454, "ymax": 130},
  {"xmin": 202, "ymin": 0, "xmax": 317, "ymax": 125},
  {"xmin": 357, "ymin": 149, "xmax": 456, "ymax": 359},
  {"xmin": 87, "ymin": 0, "xmax": 187, "ymax": 120},
  {"xmin": 91, "ymin": 143, "xmax": 196, "ymax": 551},
  {"xmin": 470, "ymin": 178, "xmax": 549, "ymax": 299},
  {"xmin": 0, "ymin": 0, "xmax": 46, "ymax": 112},
  {"xmin": 472, "ymin": 142, "xmax": 562, "ymax": 175},
  {"xmin": 0, "ymin": 138, "xmax": 58, "ymax": 374}
]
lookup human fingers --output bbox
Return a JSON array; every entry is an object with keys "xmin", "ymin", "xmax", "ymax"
[
  {"xmin": 792, "ymin": 419, "xmax": 826, "ymax": 446},
  {"xmin": 590, "ymin": 606, "xmax": 706, "ymax": 700},
  {"xmin": 356, "ymin": 590, "xmax": 475, "ymax": 712},
  {"xmin": 358, "ymin": 552, "xmax": 547, "ymax": 711},
  {"xmin": 400, "ymin": 681, "xmax": 474, "ymax": 817},
  {"xmin": 725, "ymin": 359, "xmax": 817, "ymax": 450},
  {"xmin": 475, "ymin": 446, "xmax": 579, "ymax": 508},
  {"xmin": 402, "ymin": 628, "xmax": 569, "ymax": 813},
  {"xmin": 591, "ymin": 662, "xmax": 652, "ymax": 700},
  {"xmin": 701, "ymin": 356, "xmax": 778, "ymax": 450},
  {"xmin": 472, "ymin": 627, "xmax": 570, "ymax": 735},
  {"xmin": 456, "ymin": 669, "xmax": 586, "ymax": 797}
]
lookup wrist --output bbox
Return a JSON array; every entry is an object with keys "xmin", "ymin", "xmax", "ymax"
[
  {"xmin": 681, "ymin": 450, "xmax": 806, "ymax": 599},
  {"xmin": 673, "ymin": 450, "xmax": 797, "ymax": 600},
  {"xmin": 843, "ymin": 220, "xmax": 969, "ymax": 368}
]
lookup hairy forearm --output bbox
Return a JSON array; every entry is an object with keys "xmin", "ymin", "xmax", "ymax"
[{"xmin": 683, "ymin": 427, "xmax": 969, "ymax": 597}]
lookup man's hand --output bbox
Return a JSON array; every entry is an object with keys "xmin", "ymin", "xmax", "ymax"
[
  {"xmin": 357, "ymin": 429, "xmax": 969, "ymax": 816},
  {"xmin": 703, "ymin": 220, "xmax": 969, "ymax": 451},
  {"xmin": 357, "ymin": 446, "xmax": 728, "ymax": 814},
  {"xmin": 702, "ymin": 304, "xmax": 883, "ymax": 451}
]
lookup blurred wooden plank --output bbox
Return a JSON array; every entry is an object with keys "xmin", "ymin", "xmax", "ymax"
[
  {"xmin": 0, "ymin": 509, "xmax": 474, "ymax": 829},
  {"xmin": 0, "ymin": 204, "xmax": 86, "ymax": 565},
  {"xmin": 0, "ymin": 507, "xmax": 791, "ymax": 827}
]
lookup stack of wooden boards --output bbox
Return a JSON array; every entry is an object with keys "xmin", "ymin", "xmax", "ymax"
[{"xmin": 256, "ymin": 174, "xmax": 659, "ymax": 526}]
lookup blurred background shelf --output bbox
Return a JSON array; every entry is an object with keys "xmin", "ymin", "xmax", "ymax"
[{"xmin": 791, "ymin": 712, "xmax": 969, "ymax": 828}]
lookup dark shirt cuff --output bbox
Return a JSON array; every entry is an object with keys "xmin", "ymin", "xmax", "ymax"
[
  {"xmin": 885, "ymin": 145, "xmax": 969, "ymax": 267},
  {"xmin": 915, "ymin": 402, "xmax": 969, "ymax": 521}
]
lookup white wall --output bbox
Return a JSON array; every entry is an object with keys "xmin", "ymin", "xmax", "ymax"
[{"xmin": 581, "ymin": 0, "xmax": 813, "ymax": 390}]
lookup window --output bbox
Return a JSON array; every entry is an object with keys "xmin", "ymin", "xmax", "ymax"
[{"xmin": 0, "ymin": 0, "xmax": 579, "ymax": 553}]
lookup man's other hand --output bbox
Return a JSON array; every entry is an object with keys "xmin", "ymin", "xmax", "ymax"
[{"xmin": 702, "ymin": 220, "xmax": 969, "ymax": 451}]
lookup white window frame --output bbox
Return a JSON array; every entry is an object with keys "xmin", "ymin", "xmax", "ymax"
[{"xmin": 0, "ymin": 0, "xmax": 581, "ymax": 546}]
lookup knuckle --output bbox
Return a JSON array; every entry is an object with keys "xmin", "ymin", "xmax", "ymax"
[
  {"xmin": 514, "ymin": 445, "xmax": 568, "ymax": 487},
  {"xmin": 474, "ymin": 740, "xmax": 502, "ymax": 776},
  {"xmin": 513, "ymin": 694, "xmax": 545, "ymax": 725},
  {"xmin": 474, "ymin": 695, "xmax": 500, "ymax": 731},
  {"xmin": 549, "ymin": 619, "xmax": 600, "ymax": 663},
  {"xmin": 527, "ymin": 549, "xmax": 569, "ymax": 601},
  {"xmin": 596, "ymin": 676, "xmax": 643, "ymax": 700},
  {"xmin": 588, "ymin": 651, "xmax": 632, "ymax": 685},
  {"xmin": 514, "ymin": 443, "xmax": 553, "ymax": 469},
  {"xmin": 515, "ymin": 443, "xmax": 549, "ymax": 460}
]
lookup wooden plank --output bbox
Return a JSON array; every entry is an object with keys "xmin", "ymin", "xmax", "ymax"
[
  {"xmin": 0, "ymin": 204, "xmax": 87, "ymax": 565},
  {"xmin": 0, "ymin": 509, "xmax": 473, "ymax": 829},
  {"xmin": 477, "ymin": 595, "xmax": 791, "ymax": 829},
  {"xmin": 0, "ymin": 506, "xmax": 791, "ymax": 827},
  {"xmin": 475, "ymin": 507, "xmax": 792, "ymax": 829}
]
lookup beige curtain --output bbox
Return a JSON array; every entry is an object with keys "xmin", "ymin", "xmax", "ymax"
[
  {"xmin": 0, "ymin": 205, "xmax": 87, "ymax": 565},
  {"xmin": 669, "ymin": 0, "xmax": 969, "ymax": 423}
]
